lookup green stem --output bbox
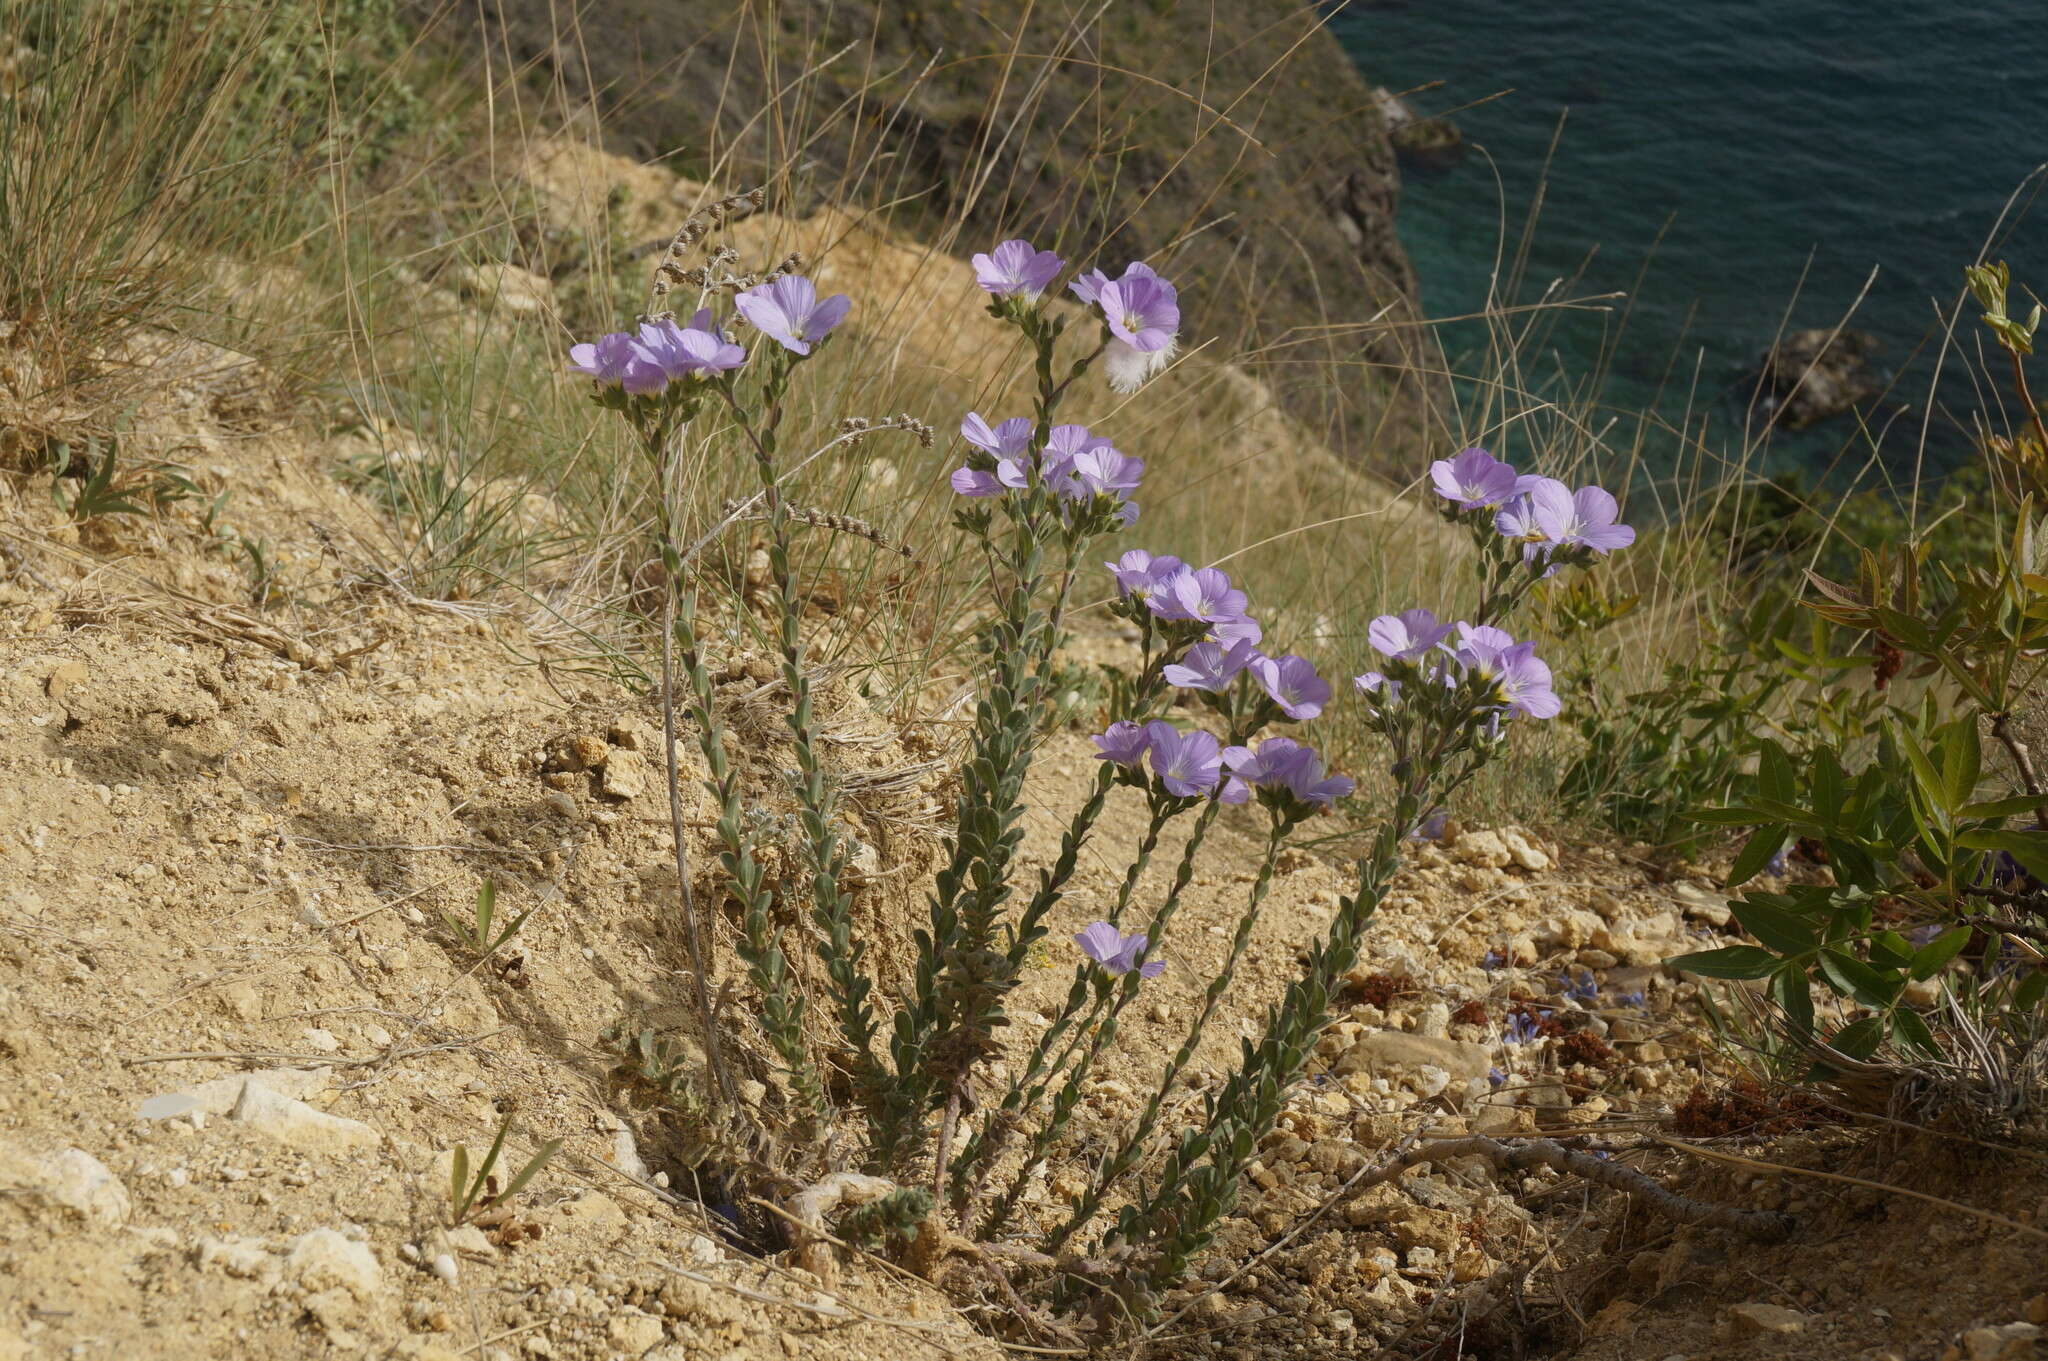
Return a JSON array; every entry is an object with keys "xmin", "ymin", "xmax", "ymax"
[
  {"xmin": 716, "ymin": 370, "xmax": 882, "ymax": 1128},
  {"xmin": 1097, "ymin": 787, "xmax": 1433, "ymax": 1311},
  {"xmin": 976, "ymin": 797, "xmax": 1224, "ymax": 1238},
  {"xmin": 1045, "ymin": 811, "xmax": 1295, "ymax": 1253}
]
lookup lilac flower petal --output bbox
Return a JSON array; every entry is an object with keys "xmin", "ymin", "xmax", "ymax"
[
  {"xmin": 973, "ymin": 239, "xmax": 1064, "ymax": 299},
  {"xmin": 1092, "ymin": 720, "xmax": 1152, "ymax": 767},
  {"xmin": 1075, "ymin": 921, "xmax": 1122, "ymax": 964},
  {"xmin": 1428, "ymin": 448, "xmax": 1521, "ymax": 509}
]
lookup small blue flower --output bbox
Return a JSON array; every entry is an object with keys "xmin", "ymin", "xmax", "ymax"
[
  {"xmin": 1481, "ymin": 949, "xmax": 1506, "ymax": 972},
  {"xmin": 1487, "ymin": 1066, "xmax": 1507, "ymax": 1087},
  {"xmin": 1503, "ymin": 1012, "xmax": 1543, "ymax": 1045},
  {"xmin": 1409, "ymin": 808, "xmax": 1450, "ymax": 842},
  {"xmin": 1764, "ymin": 847, "xmax": 1789, "ymax": 877},
  {"xmin": 1616, "ymin": 990, "xmax": 1646, "ymax": 1009},
  {"xmin": 1557, "ymin": 970, "xmax": 1598, "ymax": 1004}
]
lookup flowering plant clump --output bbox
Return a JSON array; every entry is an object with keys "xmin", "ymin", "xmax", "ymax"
[{"xmin": 564, "ymin": 204, "xmax": 1636, "ymax": 1329}]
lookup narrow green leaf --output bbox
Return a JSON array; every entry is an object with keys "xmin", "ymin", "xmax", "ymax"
[
  {"xmin": 1669, "ymin": 946, "xmax": 1780, "ymax": 980},
  {"xmin": 1727, "ymin": 826, "xmax": 1787, "ymax": 889},
  {"xmin": 1959, "ymin": 828, "xmax": 2048, "ymax": 881},
  {"xmin": 1809, "ymin": 746, "xmax": 1847, "ymax": 821},
  {"xmin": 1757, "ymin": 739, "xmax": 1796, "ymax": 805},
  {"xmin": 1959, "ymin": 794, "xmax": 2048, "ymax": 820},
  {"xmin": 1817, "ymin": 948, "xmax": 1901, "ymax": 1008},
  {"xmin": 1827, "ymin": 1014, "xmax": 1885, "ymax": 1060},
  {"xmin": 1729, "ymin": 896, "xmax": 1817, "ymax": 955},
  {"xmin": 496, "ymin": 1140, "xmax": 561, "ymax": 1206},
  {"xmin": 2015, "ymin": 971, "xmax": 2048, "ymax": 1011},
  {"xmin": 1941, "ymin": 720, "xmax": 1982, "ymax": 809},
  {"xmin": 1868, "ymin": 930, "xmax": 1915, "ymax": 969},
  {"xmin": 1909, "ymin": 926, "xmax": 1972, "ymax": 981},
  {"xmin": 1896, "ymin": 724, "xmax": 1948, "ymax": 816},
  {"xmin": 1889, "ymin": 1007, "xmax": 1940, "ymax": 1059},
  {"xmin": 1769, "ymin": 964, "xmax": 1815, "ymax": 1036},
  {"xmin": 1692, "ymin": 806, "xmax": 1770, "ymax": 828}
]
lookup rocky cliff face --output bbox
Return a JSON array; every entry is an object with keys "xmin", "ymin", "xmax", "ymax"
[{"xmin": 417, "ymin": 0, "xmax": 1425, "ymax": 460}]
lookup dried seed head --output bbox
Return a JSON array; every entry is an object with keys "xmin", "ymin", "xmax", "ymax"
[
  {"xmin": 718, "ymin": 497, "xmax": 915, "ymax": 559},
  {"xmin": 650, "ymin": 189, "xmax": 768, "ymax": 297}
]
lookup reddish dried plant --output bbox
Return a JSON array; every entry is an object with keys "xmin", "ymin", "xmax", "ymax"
[
  {"xmin": 1352, "ymin": 971, "xmax": 1416, "ymax": 1009},
  {"xmin": 1669, "ymin": 1078, "xmax": 1832, "ymax": 1138},
  {"xmin": 1557, "ymin": 1031, "xmax": 1617, "ymax": 1069},
  {"xmin": 1452, "ymin": 998, "xmax": 1491, "ymax": 1027}
]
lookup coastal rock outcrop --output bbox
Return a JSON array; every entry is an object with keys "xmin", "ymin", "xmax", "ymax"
[{"xmin": 1749, "ymin": 327, "xmax": 1883, "ymax": 428}]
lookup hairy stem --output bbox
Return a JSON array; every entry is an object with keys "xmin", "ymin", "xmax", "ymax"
[
  {"xmin": 1046, "ymin": 811, "xmax": 1295, "ymax": 1252},
  {"xmin": 718, "ymin": 370, "xmax": 882, "ymax": 1126},
  {"xmin": 977, "ymin": 797, "xmax": 1225, "ymax": 1238}
]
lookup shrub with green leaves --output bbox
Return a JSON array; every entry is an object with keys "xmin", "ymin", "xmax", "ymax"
[{"xmin": 1673, "ymin": 262, "xmax": 2048, "ymax": 1106}]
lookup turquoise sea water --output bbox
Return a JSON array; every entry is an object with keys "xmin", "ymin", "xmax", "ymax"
[{"xmin": 1330, "ymin": 0, "xmax": 2048, "ymax": 480}]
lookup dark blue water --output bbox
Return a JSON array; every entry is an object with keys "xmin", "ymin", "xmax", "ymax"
[{"xmin": 1330, "ymin": 0, "xmax": 2048, "ymax": 482}]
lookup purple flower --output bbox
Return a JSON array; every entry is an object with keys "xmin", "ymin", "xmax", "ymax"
[
  {"xmin": 1368, "ymin": 608, "xmax": 1454, "ymax": 661},
  {"xmin": 1617, "ymin": 990, "xmax": 1646, "ymax": 1008},
  {"xmin": 1488, "ymin": 1066, "xmax": 1508, "ymax": 1088},
  {"xmin": 1162, "ymin": 638, "xmax": 1259, "ymax": 692},
  {"xmin": 1558, "ymin": 971, "xmax": 1599, "ymax": 1004},
  {"xmin": 1107, "ymin": 550, "xmax": 1185, "ymax": 600},
  {"xmin": 1481, "ymin": 948, "xmax": 1506, "ymax": 971},
  {"xmin": 1070, "ymin": 260, "xmax": 1158, "ymax": 306},
  {"xmin": 1148, "ymin": 567, "xmax": 1247, "ymax": 625},
  {"xmin": 1528, "ymin": 480, "xmax": 1635, "ymax": 553},
  {"xmin": 1094, "ymin": 265, "xmax": 1180, "ymax": 393},
  {"xmin": 1222, "ymin": 737, "xmax": 1312, "ymax": 788},
  {"xmin": 1503, "ymin": 1012, "xmax": 1543, "ymax": 1045},
  {"xmin": 1493, "ymin": 491, "xmax": 1544, "ymax": 544},
  {"xmin": 1207, "ymin": 612, "xmax": 1264, "ymax": 647},
  {"xmin": 1493, "ymin": 643, "xmax": 1560, "ymax": 718},
  {"xmin": 961, "ymin": 412, "xmax": 1035, "ymax": 458},
  {"xmin": 973, "ymin": 239, "xmax": 1063, "ymax": 300},
  {"xmin": 1454, "ymin": 625, "xmax": 1561, "ymax": 719},
  {"xmin": 1066, "ymin": 444, "xmax": 1145, "ymax": 501},
  {"xmin": 1280, "ymin": 750, "xmax": 1354, "ymax": 807},
  {"xmin": 636, "ymin": 315, "xmax": 747, "ymax": 380},
  {"xmin": 1040, "ymin": 422, "xmax": 1112, "ymax": 479},
  {"xmin": 734, "ymin": 275, "xmax": 851, "ymax": 356},
  {"xmin": 1412, "ymin": 808, "xmax": 1449, "ymax": 841},
  {"xmin": 1074, "ymin": 921, "xmax": 1166, "ymax": 979},
  {"xmin": 950, "ymin": 467, "xmax": 1004, "ymax": 497},
  {"xmin": 952, "ymin": 412, "xmax": 1039, "ymax": 497},
  {"xmin": 1250, "ymin": 653, "xmax": 1332, "ymax": 720},
  {"xmin": 1429, "ymin": 448, "xmax": 1524, "ymax": 510},
  {"xmin": 1144, "ymin": 721, "xmax": 1223, "ymax": 797},
  {"xmin": 568, "ymin": 331, "xmax": 666, "ymax": 393},
  {"xmin": 1353, "ymin": 670, "xmax": 1399, "ymax": 703},
  {"xmin": 1092, "ymin": 720, "xmax": 1152, "ymax": 768},
  {"xmin": 1221, "ymin": 737, "xmax": 1351, "ymax": 808},
  {"xmin": 1098, "ymin": 273, "xmax": 1180, "ymax": 353}
]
